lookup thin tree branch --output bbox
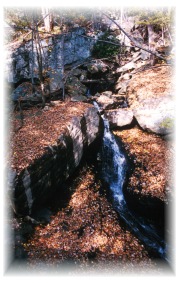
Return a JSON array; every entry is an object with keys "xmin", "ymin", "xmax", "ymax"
[
  {"xmin": 102, "ymin": 13, "xmax": 167, "ymax": 62},
  {"xmin": 34, "ymin": 28, "xmax": 46, "ymax": 107},
  {"xmin": 166, "ymin": 24, "xmax": 173, "ymax": 45},
  {"xmin": 23, "ymin": 11, "xmax": 52, "ymax": 39},
  {"xmin": 77, "ymin": 33, "xmax": 133, "ymax": 48}
]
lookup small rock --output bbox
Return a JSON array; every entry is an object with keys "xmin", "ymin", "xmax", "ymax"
[
  {"xmin": 50, "ymin": 100, "xmax": 62, "ymax": 106},
  {"xmin": 122, "ymin": 73, "xmax": 132, "ymax": 80},
  {"xmin": 87, "ymin": 61, "xmax": 109, "ymax": 74},
  {"xmin": 66, "ymin": 76, "xmax": 87, "ymax": 96},
  {"xmin": 101, "ymin": 91, "xmax": 112, "ymax": 97},
  {"xmin": 43, "ymin": 106, "xmax": 50, "ymax": 111},
  {"xmin": 117, "ymin": 83, "xmax": 128, "ymax": 94},
  {"xmin": 70, "ymin": 94, "xmax": 87, "ymax": 102},
  {"xmin": 140, "ymin": 50, "xmax": 150, "ymax": 60},
  {"xmin": 116, "ymin": 62, "xmax": 136, "ymax": 73}
]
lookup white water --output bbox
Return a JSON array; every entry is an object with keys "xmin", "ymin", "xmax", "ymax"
[
  {"xmin": 93, "ymin": 101, "xmax": 127, "ymax": 205},
  {"xmin": 93, "ymin": 101, "xmax": 167, "ymax": 261},
  {"xmin": 101, "ymin": 115, "xmax": 126, "ymax": 205}
]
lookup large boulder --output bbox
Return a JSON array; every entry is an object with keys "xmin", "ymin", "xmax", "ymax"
[
  {"xmin": 11, "ymin": 82, "xmax": 43, "ymax": 102},
  {"xmin": 127, "ymin": 65, "xmax": 174, "ymax": 109},
  {"xmin": 133, "ymin": 96, "xmax": 174, "ymax": 135},
  {"xmin": 8, "ymin": 106, "xmax": 101, "ymax": 216},
  {"xmin": 105, "ymin": 109, "xmax": 134, "ymax": 129},
  {"xmin": 66, "ymin": 76, "xmax": 87, "ymax": 97}
]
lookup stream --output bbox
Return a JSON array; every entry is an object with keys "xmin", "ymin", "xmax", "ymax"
[
  {"xmin": 13, "ymin": 101, "xmax": 169, "ymax": 267},
  {"xmin": 93, "ymin": 101, "xmax": 168, "ymax": 262}
]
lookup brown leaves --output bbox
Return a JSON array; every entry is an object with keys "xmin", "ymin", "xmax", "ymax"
[
  {"xmin": 9, "ymin": 101, "xmax": 90, "ymax": 173},
  {"xmin": 127, "ymin": 65, "xmax": 174, "ymax": 109},
  {"xmin": 114, "ymin": 127, "xmax": 173, "ymax": 201},
  {"xmin": 24, "ymin": 165, "xmax": 152, "ymax": 268}
]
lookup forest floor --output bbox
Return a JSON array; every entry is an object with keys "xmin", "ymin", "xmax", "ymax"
[{"xmin": 23, "ymin": 164, "xmax": 163, "ymax": 274}]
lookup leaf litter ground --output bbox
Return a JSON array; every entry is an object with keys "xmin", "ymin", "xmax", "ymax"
[{"xmin": 23, "ymin": 164, "xmax": 164, "ymax": 274}]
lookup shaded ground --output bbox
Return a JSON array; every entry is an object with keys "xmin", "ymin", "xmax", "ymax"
[
  {"xmin": 23, "ymin": 164, "xmax": 159, "ymax": 273},
  {"xmin": 114, "ymin": 127, "xmax": 174, "ymax": 202},
  {"xmin": 9, "ymin": 101, "xmax": 91, "ymax": 173}
]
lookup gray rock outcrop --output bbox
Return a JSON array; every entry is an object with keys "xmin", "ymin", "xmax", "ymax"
[
  {"xmin": 5, "ymin": 28, "xmax": 94, "ymax": 92},
  {"xmin": 8, "ymin": 106, "xmax": 102, "ymax": 216}
]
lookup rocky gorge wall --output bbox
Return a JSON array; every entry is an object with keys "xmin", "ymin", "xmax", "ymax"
[
  {"xmin": 5, "ymin": 28, "xmax": 94, "ymax": 92},
  {"xmin": 8, "ymin": 106, "xmax": 102, "ymax": 216}
]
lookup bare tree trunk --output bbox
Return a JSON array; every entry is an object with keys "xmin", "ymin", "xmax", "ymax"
[
  {"xmin": 14, "ymin": 99, "xmax": 24, "ymax": 132},
  {"xmin": 41, "ymin": 7, "xmax": 53, "ymax": 32},
  {"xmin": 61, "ymin": 34, "xmax": 65, "ymax": 100},
  {"xmin": 166, "ymin": 24, "xmax": 173, "ymax": 44},
  {"xmin": 147, "ymin": 24, "xmax": 156, "ymax": 65},
  {"xmin": 161, "ymin": 25, "xmax": 165, "ymax": 46},
  {"xmin": 34, "ymin": 29, "xmax": 46, "ymax": 107},
  {"xmin": 31, "ymin": 17, "xmax": 35, "ymax": 94},
  {"xmin": 120, "ymin": 6, "xmax": 123, "ymax": 24}
]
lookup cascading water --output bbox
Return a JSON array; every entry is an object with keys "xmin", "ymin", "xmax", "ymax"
[
  {"xmin": 101, "ymin": 111, "xmax": 127, "ymax": 205},
  {"xmin": 93, "ymin": 101, "xmax": 169, "ymax": 262}
]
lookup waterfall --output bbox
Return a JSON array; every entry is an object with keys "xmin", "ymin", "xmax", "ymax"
[
  {"xmin": 93, "ymin": 100, "xmax": 127, "ymax": 206},
  {"xmin": 93, "ymin": 101, "xmax": 168, "ymax": 261},
  {"xmin": 101, "ymin": 112, "xmax": 127, "ymax": 205}
]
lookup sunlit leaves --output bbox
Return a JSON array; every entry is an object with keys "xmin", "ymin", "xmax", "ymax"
[{"xmin": 9, "ymin": 101, "xmax": 90, "ymax": 172}]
